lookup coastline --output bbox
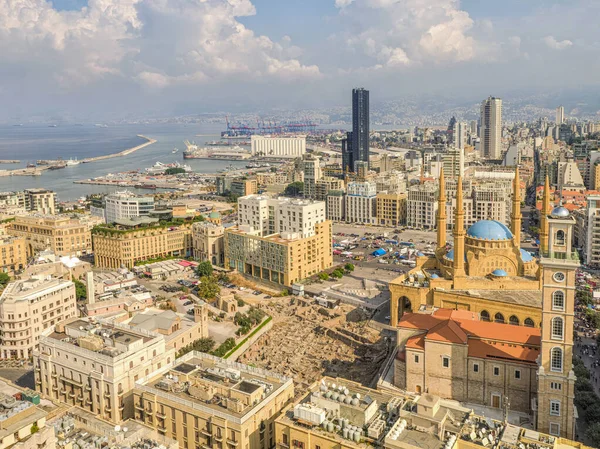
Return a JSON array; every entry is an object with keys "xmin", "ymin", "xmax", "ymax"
[{"xmin": 0, "ymin": 135, "xmax": 156, "ymax": 177}]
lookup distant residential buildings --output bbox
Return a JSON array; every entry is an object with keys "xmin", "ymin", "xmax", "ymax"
[
  {"xmin": 452, "ymin": 121, "xmax": 467, "ymax": 150},
  {"xmin": 376, "ymin": 192, "xmax": 407, "ymax": 227},
  {"xmin": 0, "ymin": 189, "xmax": 56, "ymax": 215},
  {"xmin": 216, "ymin": 176, "xmax": 258, "ymax": 197},
  {"xmin": 301, "ymin": 153, "xmax": 322, "ymax": 199},
  {"xmin": 250, "ymin": 135, "xmax": 306, "ymax": 158},
  {"xmin": 556, "ymin": 105, "xmax": 565, "ymax": 125},
  {"xmin": 480, "ymin": 96, "xmax": 502, "ymax": 159},
  {"xmin": 0, "ymin": 235, "xmax": 27, "ymax": 275}
]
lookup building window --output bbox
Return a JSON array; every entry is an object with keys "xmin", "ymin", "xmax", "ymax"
[
  {"xmin": 493, "ymin": 366, "xmax": 500, "ymax": 376},
  {"xmin": 552, "ymin": 317, "xmax": 564, "ymax": 340},
  {"xmin": 282, "ymin": 435, "xmax": 288, "ymax": 446},
  {"xmin": 414, "ymin": 355, "xmax": 419, "ymax": 363},
  {"xmin": 549, "ymin": 423, "xmax": 560, "ymax": 436},
  {"xmin": 550, "ymin": 400, "xmax": 561, "ymax": 416},
  {"xmin": 480, "ymin": 310, "xmax": 490, "ymax": 322},
  {"xmin": 551, "ymin": 348, "xmax": 563, "ymax": 372},
  {"xmin": 556, "ymin": 230, "xmax": 565, "ymax": 245},
  {"xmin": 524, "ymin": 318, "xmax": 535, "ymax": 327},
  {"xmin": 552, "ymin": 291, "xmax": 565, "ymax": 311},
  {"xmin": 494, "ymin": 313, "xmax": 505, "ymax": 324},
  {"xmin": 550, "ymin": 382, "xmax": 562, "ymax": 391},
  {"xmin": 442, "ymin": 356, "xmax": 450, "ymax": 368},
  {"xmin": 473, "ymin": 363, "xmax": 479, "ymax": 373},
  {"xmin": 514, "ymin": 370, "xmax": 521, "ymax": 380},
  {"xmin": 509, "ymin": 315, "xmax": 519, "ymax": 326}
]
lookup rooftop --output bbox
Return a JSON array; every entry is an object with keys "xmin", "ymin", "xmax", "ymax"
[
  {"xmin": 0, "ymin": 276, "xmax": 72, "ymax": 304},
  {"xmin": 136, "ymin": 352, "xmax": 292, "ymax": 424}
]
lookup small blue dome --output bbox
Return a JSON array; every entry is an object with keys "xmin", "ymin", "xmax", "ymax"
[
  {"xmin": 467, "ymin": 220, "xmax": 513, "ymax": 240},
  {"xmin": 520, "ymin": 249, "xmax": 533, "ymax": 262},
  {"xmin": 491, "ymin": 269, "xmax": 508, "ymax": 277},
  {"xmin": 417, "ymin": 251, "xmax": 425, "ymax": 257},
  {"xmin": 444, "ymin": 249, "xmax": 466, "ymax": 262},
  {"xmin": 430, "ymin": 274, "xmax": 439, "ymax": 279}
]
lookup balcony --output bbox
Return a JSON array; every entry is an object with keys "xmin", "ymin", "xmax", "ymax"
[
  {"xmin": 156, "ymin": 411, "xmax": 166, "ymax": 419},
  {"xmin": 52, "ymin": 385, "xmax": 58, "ymax": 391},
  {"xmin": 51, "ymin": 372, "xmax": 58, "ymax": 378},
  {"xmin": 201, "ymin": 429, "xmax": 212, "ymax": 437},
  {"xmin": 157, "ymin": 424, "xmax": 167, "ymax": 432},
  {"xmin": 103, "ymin": 391, "xmax": 111, "ymax": 398},
  {"xmin": 85, "ymin": 385, "xmax": 91, "ymax": 391},
  {"xmin": 145, "ymin": 408, "xmax": 154, "ymax": 415},
  {"xmin": 35, "ymin": 366, "xmax": 41, "ymax": 372},
  {"xmin": 227, "ymin": 440, "xmax": 239, "ymax": 446},
  {"xmin": 68, "ymin": 391, "xmax": 75, "ymax": 398},
  {"xmin": 135, "ymin": 403, "xmax": 144, "ymax": 411},
  {"xmin": 119, "ymin": 403, "xmax": 125, "ymax": 411},
  {"xmin": 105, "ymin": 405, "xmax": 112, "ymax": 412},
  {"xmin": 35, "ymin": 378, "xmax": 41, "ymax": 385}
]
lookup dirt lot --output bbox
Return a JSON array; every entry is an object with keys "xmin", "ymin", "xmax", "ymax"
[{"xmin": 238, "ymin": 297, "xmax": 391, "ymax": 393}]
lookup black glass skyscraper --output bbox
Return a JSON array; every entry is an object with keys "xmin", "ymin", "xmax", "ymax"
[{"xmin": 342, "ymin": 88, "xmax": 369, "ymax": 173}]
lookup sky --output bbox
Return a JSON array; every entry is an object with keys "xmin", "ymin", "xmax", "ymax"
[{"xmin": 1, "ymin": 0, "xmax": 599, "ymax": 121}]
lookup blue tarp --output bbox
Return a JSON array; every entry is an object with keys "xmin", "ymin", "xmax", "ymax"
[{"xmin": 372, "ymin": 248, "xmax": 387, "ymax": 256}]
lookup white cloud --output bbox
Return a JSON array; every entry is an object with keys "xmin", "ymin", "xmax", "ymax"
[
  {"xmin": 543, "ymin": 36, "xmax": 573, "ymax": 50},
  {"xmin": 0, "ymin": 0, "xmax": 320, "ymax": 90},
  {"xmin": 334, "ymin": 0, "xmax": 354, "ymax": 8}
]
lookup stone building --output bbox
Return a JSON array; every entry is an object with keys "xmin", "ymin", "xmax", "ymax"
[
  {"xmin": 192, "ymin": 221, "xmax": 225, "ymax": 266},
  {"xmin": 0, "ymin": 235, "xmax": 27, "ymax": 275}
]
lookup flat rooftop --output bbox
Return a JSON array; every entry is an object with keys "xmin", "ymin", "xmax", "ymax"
[
  {"xmin": 137, "ymin": 353, "xmax": 291, "ymax": 421},
  {"xmin": 0, "ymin": 276, "xmax": 71, "ymax": 303},
  {"xmin": 451, "ymin": 288, "xmax": 542, "ymax": 308}
]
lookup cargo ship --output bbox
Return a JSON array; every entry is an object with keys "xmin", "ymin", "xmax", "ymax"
[{"xmin": 183, "ymin": 140, "xmax": 250, "ymax": 160}]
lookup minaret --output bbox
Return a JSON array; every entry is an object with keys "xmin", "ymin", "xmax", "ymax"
[
  {"xmin": 436, "ymin": 168, "xmax": 447, "ymax": 250},
  {"xmin": 540, "ymin": 175, "xmax": 551, "ymax": 254},
  {"xmin": 453, "ymin": 175, "xmax": 466, "ymax": 278},
  {"xmin": 511, "ymin": 167, "xmax": 522, "ymax": 248}
]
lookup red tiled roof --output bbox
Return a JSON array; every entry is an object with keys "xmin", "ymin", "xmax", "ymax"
[
  {"xmin": 468, "ymin": 339, "xmax": 539, "ymax": 364},
  {"xmin": 427, "ymin": 319, "xmax": 468, "ymax": 344},
  {"xmin": 406, "ymin": 335, "xmax": 425, "ymax": 350},
  {"xmin": 433, "ymin": 309, "xmax": 479, "ymax": 321},
  {"xmin": 456, "ymin": 319, "xmax": 540, "ymax": 346}
]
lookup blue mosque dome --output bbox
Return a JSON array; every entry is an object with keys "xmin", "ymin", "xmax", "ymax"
[
  {"xmin": 467, "ymin": 220, "xmax": 513, "ymax": 241},
  {"xmin": 444, "ymin": 249, "xmax": 466, "ymax": 262},
  {"xmin": 491, "ymin": 269, "xmax": 508, "ymax": 277},
  {"xmin": 520, "ymin": 249, "xmax": 533, "ymax": 262},
  {"xmin": 430, "ymin": 273, "xmax": 439, "ymax": 279}
]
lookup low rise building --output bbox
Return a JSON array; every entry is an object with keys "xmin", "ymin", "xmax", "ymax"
[
  {"xmin": 345, "ymin": 181, "xmax": 377, "ymax": 225},
  {"xmin": 24, "ymin": 189, "xmax": 57, "ymax": 215},
  {"xmin": 9, "ymin": 215, "xmax": 93, "ymax": 257},
  {"xmin": 192, "ymin": 222, "xmax": 225, "ymax": 266},
  {"xmin": 0, "ymin": 276, "xmax": 77, "ymax": 359},
  {"xmin": 0, "ymin": 235, "xmax": 27, "ymax": 275},
  {"xmin": 0, "ymin": 390, "xmax": 56, "ymax": 449},
  {"xmin": 225, "ymin": 220, "xmax": 333, "ymax": 287},
  {"xmin": 133, "ymin": 352, "xmax": 294, "ymax": 449},
  {"xmin": 376, "ymin": 192, "xmax": 407, "ymax": 227},
  {"xmin": 34, "ymin": 318, "xmax": 175, "ymax": 423},
  {"xmin": 92, "ymin": 217, "xmax": 197, "ymax": 269}
]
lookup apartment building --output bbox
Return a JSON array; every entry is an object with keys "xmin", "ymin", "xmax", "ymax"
[
  {"xmin": 24, "ymin": 189, "xmax": 57, "ymax": 215},
  {"xmin": 302, "ymin": 154, "xmax": 322, "ymax": 199},
  {"xmin": 579, "ymin": 194, "xmax": 600, "ymax": 266},
  {"xmin": 326, "ymin": 191, "xmax": 345, "ymax": 222},
  {"xmin": 133, "ymin": 352, "xmax": 294, "ymax": 449},
  {"xmin": 105, "ymin": 191, "xmax": 155, "ymax": 224},
  {"xmin": 345, "ymin": 181, "xmax": 376, "ymax": 225},
  {"xmin": 92, "ymin": 218, "xmax": 195, "ymax": 269},
  {"xmin": 0, "ymin": 235, "xmax": 27, "ymax": 275},
  {"xmin": 315, "ymin": 177, "xmax": 344, "ymax": 201},
  {"xmin": 376, "ymin": 192, "xmax": 407, "ymax": 227},
  {"xmin": 0, "ymin": 276, "xmax": 77, "ymax": 359},
  {"xmin": 34, "ymin": 318, "xmax": 175, "ymax": 424},
  {"xmin": 8, "ymin": 215, "xmax": 93, "ymax": 257},
  {"xmin": 192, "ymin": 222, "xmax": 225, "ymax": 266},
  {"xmin": 216, "ymin": 177, "xmax": 258, "ymax": 197},
  {"xmin": 225, "ymin": 220, "xmax": 332, "ymax": 287},
  {"xmin": 251, "ymin": 135, "xmax": 306, "ymax": 158},
  {"xmin": 406, "ymin": 183, "xmax": 438, "ymax": 230},
  {"xmin": 480, "ymin": 96, "xmax": 502, "ymax": 159},
  {"xmin": 237, "ymin": 196, "xmax": 327, "ymax": 239}
]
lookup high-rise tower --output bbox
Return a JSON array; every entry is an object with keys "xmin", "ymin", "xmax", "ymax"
[
  {"xmin": 511, "ymin": 167, "xmax": 522, "ymax": 247},
  {"xmin": 536, "ymin": 205, "xmax": 577, "ymax": 439},
  {"xmin": 556, "ymin": 105, "xmax": 565, "ymax": 125},
  {"xmin": 480, "ymin": 96, "xmax": 502, "ymax": 159},
  {"xmin": 352, "ymin": 88, "xmax": 370, "ymax": 170}
]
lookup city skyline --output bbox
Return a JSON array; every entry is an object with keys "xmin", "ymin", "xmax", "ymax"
[{"xmin": 1, "ymin": 0, "xmax": 600, "ymax": 120}]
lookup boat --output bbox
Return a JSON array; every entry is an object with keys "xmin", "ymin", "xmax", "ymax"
[
  {"xmin": 95, "ymin": 124, "xmax": 108, "ymax": 128},
  {"xmin": 26, "ymin": 163, "xmax": 36, "ymax": 168},
  {"xmin": 48, "ymin": 124, "xmax": 57, "ymax": 128},
  {"xmin": 145, "ymin": 161, "xmax": 191, "ymax": 174},
  {"xmin": 172, "ymin": 148, "xmax": 179, "ymax": 154},
  {"xmin": 66, "ymin": 158, "xmax": 80, "ymax": 166}
]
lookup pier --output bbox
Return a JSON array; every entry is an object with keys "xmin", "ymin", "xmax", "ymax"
[
  {"xmin": 0, "ymin": 160, "xmax": 20, "ymax": 164},
  {"xmin": 81, "ymin": 135, "xmax": 156, "ymax": 163}
]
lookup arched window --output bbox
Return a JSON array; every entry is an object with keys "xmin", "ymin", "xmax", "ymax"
[
  {"xmin": 494, "ymin": 312, "xmax": 505, "ymax": 324},
  {"xmin": 509, "ymin": 315, "xmax": 519, "ymax": 326},
  {"xmin": 552, "ymin": 291, "xmax": 565, "ymax": 310},
  {"xmin": 552, "ymin": 317, "xmax": 564, "ymax": 339},
  {"xmin": 556, "ymin": 230, "xmax": 565, "ymax": 245},
  {"xmin": 551, "ymin": 347, "xmax": 563, "ymax": 372},
  {"xmin": 524, "ymin": 318, "xmax": 534, "ymax": 327},
  {"xmin": 480, "ymin": 310, "xmax": 490, "ymax": 322}
]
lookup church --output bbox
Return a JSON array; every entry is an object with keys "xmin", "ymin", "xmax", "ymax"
[{"xmin": 389, "ymin": 171, "xmax": 578, "ymax": 439}]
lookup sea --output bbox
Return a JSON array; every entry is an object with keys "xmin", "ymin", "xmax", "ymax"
[{"xmin": 0, "ymin": 123, "xmax": 250, "ymax": 201}]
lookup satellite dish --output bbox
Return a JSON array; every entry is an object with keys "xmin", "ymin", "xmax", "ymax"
[
  {"xmin": 114, "ymin": 425, "xmax": 121, "ymax": 432},
  {"xmin": 122, "ymin": 427, "xmax": 128, "ymax": 433}
]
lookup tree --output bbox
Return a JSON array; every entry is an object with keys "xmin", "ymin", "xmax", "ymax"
[
  {"xmin": 575, "ymin": 391, "xmax": 599, "ymax": 410},
  {"xmin": 0, "ymin": 272, "xmax": 10, "ymax": 287},
  {"xmin": 72, "ymin": 277, "xmax": 87, "ymax": 300},
  {"xmin": 284, "ymin": 182, "xmax": 304, "ymax": 197},
  {"xmin": 573, "ymin": 357, "xmax": 591, "ymax": 379},
  {"xmin": 587, "ymin": 422, "xmax": 600, "ymax": 448},
  {"xmin": 197, "ymin": 276, "xmax": 220, "ymax": 300},
  {"xmin": 30, "ymin": 423, "xmax": 39, "ymax": 434},
  {"xmin": 586, "ymin": 402, "xmax": 600, "ymax": 423},
  {"xmin": 318, "ymin": 272, "xmax": 329, "ymax": 281},
  {"xmin": 196, "ymin": 261, "xmax": 214, "ymax": 277},
  {"xmin": 331, "ymin": 268, "xmax": 344, "ymax": 279},
  {"xmin": 344, "ymin": 263, "xmax": 355, "ymax": 272},
  {"xmin": 576, "ymin": 377, "xmax": 594, "ymax": 392},
  {"xmin": 164, "ymin": 167, "xmax": 186, "ymax": 175}
]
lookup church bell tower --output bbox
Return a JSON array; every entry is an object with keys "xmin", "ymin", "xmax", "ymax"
[{"xmin": 536, "ymin": 205, "xmax": 577, "ymax": 439}]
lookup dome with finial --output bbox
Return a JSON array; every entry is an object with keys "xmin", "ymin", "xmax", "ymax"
[{"xmin": 550, "ymin": 206, "xmax": 570, "ymax": 218}]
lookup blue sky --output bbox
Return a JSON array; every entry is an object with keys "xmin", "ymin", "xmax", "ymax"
[{"xmin": 1, "ymin": 0, "xmax": 598, "ymax": 119}]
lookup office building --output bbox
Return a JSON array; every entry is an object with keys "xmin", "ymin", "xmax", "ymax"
[
  {"xmin": 325, "ymin": 191, "xmax": 345, "ymax": 222},
  {"xmin": 345, "ymin": 181, "xmax": 377, "ymax": 225},
  {"xmin": 442, "ymin": 147, "xmax": 464, "ymax": 179},
  {"xmin": 315, "ymin": 177, "xmax": 344, "ymax": 201},
  {"xmin": 34, "ymin": 318, "xmax": 175, "ymax": 423},
  {"xmin": 406, "ymin": 183, "xmax": 439, "ymax": 230},
  {"xmin": 8, "ymin": 215, "xmax": 93, "ymax": 257},
  {"xmin": 301, "ymin": 154, "xmax": 322, "ymax": 199},
  {"xmin": 452, "ymin": 121, "xmax": 467, "ymax": 150},
  {"xmin": 579, "ymin": 194, "xmax": 600, "ymax": 267},
  {"xmin": 216, "ymin": 176, "xmax": 258, "ymax": 197},
  {"xmin": 105, "ymin": 191, "xmax": 155, "ymax": 224},
  {"xmin": 250, "ymin": 135, "xmax": 306, "ymax": 158},
  {"xmin": 238, "ymin": 196, "xmax": 326, "ymax": 239},
  {"xmin": 556, "ymin": 105, "xmax": 565, "ymax": 125},
  {"xmin": 192, "ymin": 221, "xmax": 225, "ymax": 266},
  {"xmin": 225, "ymin": 219, "xmax": 332, "ymax": 287},
  {"xmin": 92, "ymin": 218, "xmax": 196, "ymax": 269},
  {"xmin": 0, "ymin": 235, "xmax": 27, "ymax": 275},
  {"xmin": 376, "ymin": 192, "xmax": 407, "ymax": 227},
  {"xmin": 0, "ymin": 275, "xmax": 77, "ymax": 359},
  {"xmin": 480, "ymin": 96, "xmax": 502, "ymax": 159},
  {"xmin": 133, "ymin": 352, "xmax": 294, "ymax": 449},
  {"xmin": 342, "ymin": 88, "xmax": 370, "ymax": 173}
]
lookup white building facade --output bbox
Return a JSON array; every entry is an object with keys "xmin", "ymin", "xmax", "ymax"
[
  {"xmin": 345, "ymin": 181, "xmax": 377, "ymax": 225},
  {"xmin": 105, "ymin": 191, "xmax": 155, "ymax": 224},
  {"xmin": 251, "ymin": 135, "xmax": 306, "ymax": 158}
]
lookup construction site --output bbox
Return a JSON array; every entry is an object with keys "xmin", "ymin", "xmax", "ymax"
[{"xmin": 237, "ymin": 297, "xmax": 392, "ymax": 394}]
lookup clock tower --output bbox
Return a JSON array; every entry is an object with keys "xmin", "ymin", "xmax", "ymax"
[{"xmin": 536, "ymin": 205, "xmax": 577, "ymax": 439}]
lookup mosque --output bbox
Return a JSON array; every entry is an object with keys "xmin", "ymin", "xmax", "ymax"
[{"xmin": 388, "ymin": 169, "xmax": 555, "ymax": 329}]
